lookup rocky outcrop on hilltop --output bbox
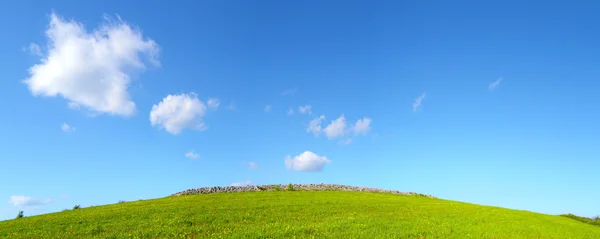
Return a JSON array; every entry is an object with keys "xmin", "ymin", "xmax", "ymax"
[{"xmin": 170, "ymin": 184, "xmax": 436, "ymax": 198}]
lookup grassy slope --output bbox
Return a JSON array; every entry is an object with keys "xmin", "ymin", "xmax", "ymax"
[{"xmin": 1, "ymin": 191, "xmax": 599, "ymax": 239}]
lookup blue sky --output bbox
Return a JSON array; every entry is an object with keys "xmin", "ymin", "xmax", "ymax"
[{"xmin": 1, "ymin": 0, "xmax": 600, "ymax": 221}]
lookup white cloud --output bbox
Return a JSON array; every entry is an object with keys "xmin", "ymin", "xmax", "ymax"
[
  {"xmin": 264, "ymin": 105, "xmax": 272, "ymax": 112},
  {"xmin": 23, "ymin": 13, "xmax": 159, "ymax": 117},
  {"xmin": 231, "ymin": 180, "xmax": 252, "ymax": 186},
  {"xmin": 307, "ymin": 115, "xmax": 325, "ymax": 136},
  {"xmin": 185, "ymin": 151, "xmax": 199, "ymax": 159},
  {"xmin": 352, "ymin": 117, "xmax": 372, "ymax": 135},
  {"xmin": 323, "ymin": 115, "xmax": 347, "ymax": 139},
  {"xmin": 489, "ymin": 77, "xmax": 503, "ymax": 90},
  {"xmin": 298, "ymin": 105, "xmax": 312, "ymax": 115},
  {"xmin": 287, "ymin": 108, "xmax": 294, "ymax": 115},
  {"xmin": 306, "ymin": 115, "xmax": 372, "ymax": 143},
  {"xmin": 207, "ymin": 98, "xmax": 220, "ymax": 109},
  {"xmin": 150, "ymin": 93, "xmax": 208, "ymax": 135},
  {"xmin": 61, "ymin": 123, "xmax": 76, "ymax": 132},
  {"xmin": 413, "ymin": 93, "xmax": 426, "ymax": 112},
  {"xmin": 9, "ymin": 196, "xmax": 52, "ymax": 207},
  {"xmin": 27, "ymin": 43, "xmax": 42, "ymax": 56},
  {"xmin": 285, "ymin": 151, "xmax": 331, "ymax": 172},
  {"xmin": 247, "ymin": 162, "xmax": 258, "ymax": 170}
]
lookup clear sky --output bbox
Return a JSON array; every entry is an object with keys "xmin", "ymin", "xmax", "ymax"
[{"xmin": 1, "ymin": 0, "xmax": 599, "ymax": 221}]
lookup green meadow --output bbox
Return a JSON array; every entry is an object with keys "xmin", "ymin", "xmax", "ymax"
[{"xmin": 1, "ymin": 191, "xmax": 599, "ymax": 238}]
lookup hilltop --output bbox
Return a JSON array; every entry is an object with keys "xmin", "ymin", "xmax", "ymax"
[
  {"xmin": 1, "ymin": 184, "xmax": 599, "ymax": 238},
  {"xmin": 170, "ymin": 183, "xmax": 436, "ymax": 198}
]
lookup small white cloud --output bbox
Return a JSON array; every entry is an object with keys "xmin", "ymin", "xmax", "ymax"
[
  {"xmin": 247, "ymin": 162, "xmax": 258, "ymax": 170},
  {"xmin": 23, "ymin": 13, "xmax": 159, "ymax": 117},
  {"xmin": 298, "ymin": 105, "xmax": 312, "ymax": 115},
  {"xmin": 352, "ymin": 117, "xmax": 372, "ymax": 135},
  {"xmin": 264, "ymin": 105, "xmax": 272, "ymax": 112},
  {"xmin": 231, "ymin": 180, "xmax": 252, "ymax": 186},
  {"xmin": 185, "ymin": 151, "xmax": 199, "ymax": 159},
  {"xmin": 207, "ymin": 98, "xmax": 220, "ymax": 109},
  {"xmin": 287, "ymin": 108, "xmax": 294, "ymax": 115},
  {"xmin": 150, "ymin": 93, "xmax": 208, "ymax": 135},
  {"xmin": 307, "ymin": 115, "xmax": 325, "ymax": 136},
  {"xmin": 27, "ymin": 43, "xmax": 42, "ymax": 56},
  {"xmin": 285, "ymin": 151, "xmax": 332, "ymax": 172},
  {"xmin": 489, "ymin": 77, "xmax": 503, "ymax": 90},
  {"xmin": 413, "ymin": 93, "xmax": 426, "ymax": 112},
  {"xmin": 9, "ymin": 196, "xmax": 52, "ymax": 207},
  {"xmin": 306, "ymin": 115, "xmax": 372, "ymax": 143},
  {"xmin": 323, "ymin": 115, "xmax": 347, "ymax": 139},
  {"xmin": 61, "ymin": 123, "xmax": 76, "ymax": 132}
]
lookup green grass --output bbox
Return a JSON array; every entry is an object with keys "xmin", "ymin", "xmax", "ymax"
[
  {"xmin": 1, "ymin": 191, "xmax": 599, "ymax": 238},
  {"xmin": 560, "ymin": 214, "xmax": 600, "ymax": 228}
]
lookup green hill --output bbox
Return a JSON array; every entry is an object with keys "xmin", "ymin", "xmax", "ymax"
[{"xmin": 1, "ymin": 186, "xmax": 599, "ymax": 238}]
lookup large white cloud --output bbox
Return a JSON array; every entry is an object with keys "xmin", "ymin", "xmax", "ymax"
[
  {"xmin": 23, "ymin": 13, "xmax": 159, "ymax": 117},
  {"xmin": 150, "ymin": 93, "xmax": 208, "ymax": 135},
  {"xmin": 9, "ymin": 196, "xmax": 52, "ymax": 207},
  {"xmin": 285, "ymin": 151, "xmax": 332, "ymax": 172}
]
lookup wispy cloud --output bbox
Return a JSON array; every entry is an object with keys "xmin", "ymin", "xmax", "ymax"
[
  {"xmin": 281, "ymin": 89, "xmax": 297, "ymax": 96},
  {"xmin": 298, "ymin": 105, "xmax": 312, "ymax": 115},
  {"xmin": 26, "ymin": 43, "xmax": 42, "ymax": 56},
  {"xmin": 231, "ymin": 180, "xmax": 252, "ymax": 186},
  {"xmin": 207, "ymin": 98, "xmax": 220, "ymax": 109},
  {"xmin": 413, "ymin": 93, "xmax": 426, "ymax": 112},
  {"xmin": 227, "ymin": 101, "xmax": 237, "ymax": 110},
  {"xmin": 185, "ymin": 151, "xmax": 199, "ymax": 159},
  {"xmin": 247, "ymin": 162, "xmax": 258, "ymax": 170},
  {"xmin": 489, "ymin": 77, "xmax": 503, "ymax": 90},
  {"xmin": 287, "ymin": 108, "xmax": 294, "ymax": 115},
  {"xmin": 307, "ymin": 115, "xmax": 326, "ymax": 136},
  {"xmin": 264, "ymin": 105, "xmax": 272, "ymax": 112},
  {"xmin": 67, "ymin": 102, "xmax": 80, "ymax": 110},
  {"xmin": 340, "ymin": 138, "xmax": 353, "ymax": 145},
  {"xmin": 61, "ymin": 123, "xmax": 76, "ymax": 133},
  {"xmin": 9, "ymin": 196, "xmax": 52, "ymax": 208}
]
